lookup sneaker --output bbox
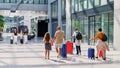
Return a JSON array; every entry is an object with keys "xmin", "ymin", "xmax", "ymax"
[
  {"xmin": 103, "ymin": 58, "xmax": 106, "ymax": 60},
  {"xmin": 76, "ymin": 53, "xmax": 79, "ymax": 55},
  {"xmin": 95, "ymin": 57, "xmax": 98, "ymax": 59},
  {"xmin": 80, "ymin": 52, "xmax": 81, "ymax": 55},
  {"xmin": 57, "ymin": 55, "xmax": 62, "ymax": 58}
]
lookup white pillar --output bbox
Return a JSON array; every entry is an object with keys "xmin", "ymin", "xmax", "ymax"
[
  {"xmin": 114, "ymin": 0, "xmax": 120, "ymax": 50},
  {"xmin": 66, "ymin": 0, "xmax": 71, "ymax": 40},
  {"xmin": 58, "ymin": 0, "xmax": 62, "ymax": 26}
]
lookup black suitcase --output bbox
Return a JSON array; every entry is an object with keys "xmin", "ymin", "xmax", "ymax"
[
  {"xmin": 88, "ymin": 48, "xmax": 95, "ymax": 59},
  {"xmin": 20, "ymin": 39, "xmax": 23, "ymax": 44},
  {"xmin": 10, "ymin": 39, "xmax": 13, "ymax": 44},
  {"xmin": 28, "ymin": 35, "xmax": 31, "ymax": 40}
]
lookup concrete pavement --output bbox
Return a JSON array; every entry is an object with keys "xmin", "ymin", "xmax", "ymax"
[{"xmin": 0, "ymin": 44, "xmax": 119, "ymax": 68}]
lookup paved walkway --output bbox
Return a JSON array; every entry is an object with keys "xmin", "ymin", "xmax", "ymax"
[{"xmin": 0, "ymin": 44, "xmax": 120, "ymax": 68}]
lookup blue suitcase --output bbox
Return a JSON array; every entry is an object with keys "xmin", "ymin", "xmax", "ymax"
[
  {"xmin": 61, "ymin": 44, "xmax": 67, "ymax": 58},
  {"xmin": 88, "ymin": 48, "xmax": 95, "ymax": 59}
]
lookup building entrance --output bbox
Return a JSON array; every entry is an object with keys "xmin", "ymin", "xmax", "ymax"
[{"xmin": 37, "ymin": 20, "xmax": 48, "ymax": 37}]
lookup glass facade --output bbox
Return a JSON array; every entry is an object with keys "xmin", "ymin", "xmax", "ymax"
[
  {"xmin": 5, "ymin": 0, "xmax": 10, "ymax": 3},
  {"xmin": 71, "ymin": 12, "xmax": 113, "ymax": 46},
  {"xmin": 4, "ymin": 16, "xmax": 24, "ymax": 23},
  {"xmin": 101, "ymin": 0, "xmax": 107, "ymax": 5},
  {"xmin": 94, "ymin": 0, "xmax": 100, "ymax": 6},
  {"xmin": 70, "ymin": 0, "xmax": 113, "ymax": 12},
  {"xmin": 88, "ymin": 0, "xmax": 94, "ymax": 9},
  {"xmin": 71, "ymin": 0, "xmax": 74, "ymax": 13},
  {"xmin": 0, "ymin": 0, "xmax": 4, "ymax": 3},
  {"xmin": 11, "ymin": 0, "xmax": 17, "ymax": 3},
  {"xmin": 0, "ymin": 0, "xmax": 48, "ymax": 4},
  {"xmin": 70, "ymin": 0, "xmax": 114, "ymax": 46},
  {"xmin": 61, "ymin": 0, "xmax": 66, "ymax": 34},
  {"xmin": 51, "ymin": 1, "xmax": 58, "ymax": 19},
  {"xmin": 61, "ymin": 0, "xmax": 66, "ymax": 16},
  {"xmin": 51, "ymin": 0, "xmax": 58, "ymax": 37}
]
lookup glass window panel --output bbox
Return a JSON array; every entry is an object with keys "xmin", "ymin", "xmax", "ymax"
[
  {"xmin": 5, "ymin": 0, "xmax": 10, "ymax": 3},
  {"xmin": 75, "ymin": 0, "xmax": 78, "ymax": 11},
  {"xmin": 39, "ymin": 0, "xmax": 44, "ymax": 4},
  {"xmin": 94, "ymin": 0, "xmax": 100, "ymax": 6},
  {"xmin": 80, "ymin": 0, "xmax": 84, "ymax": 10},
  {"xmin": 71, "ymin": 0, "xmax": 75, "ymax": 13},
  {"xmin": 79, "ymin": 2, "xmax": 82, "ymax": 11},
  {"xmin": 102, "ymin": 13, "xmax": 108, "ymax": 42},
  {"xmin": 101, "ymin": 0, "xmax": 107, "ymax": 5},
  {"xmin": 51, "ymin": 0, "xmax": 58, "ymax": 18},
  {"xmin": 84, "ymin": 0, "xmax": 87, "ymax": 9},
  {"xmin": 55, "ymin": 1, "xmax": 58, "ymax": 18},
  {"xmin": 83, "ymin": 17, "xmax": 88, "ymax": 43},
  {"xmin": 109, "ymin": 0, "xmax": 113, "ymax": 2},
  {"xmin": 28, "ymin": 0, "xmax": 33, "ymax": 4},
  {"xmin": 22, "ymin": 0, "xmax": 28, "ymax": 4},
  {"xmin": 0, "ymin": 0, "xmax": 4, "ymax": 3},
  {"xmin": 16, "ymin": 0, "xmax": 19, "ymax": 2},
  {"xmin": 45, "ymin": 0, "xmax": 48, "ymax": 4},
  {"xmin": 34, "ymin": 0, "xmax": 39, "ymax": 4},
  {"xmin": 88, "ymin": 0, "xmax": 93, "ymax": 9},
  {"xmin": 11, "ymin": 0, "xmax": 16, "ymax": 3},
  {"xmin": 108, "ymin": 13, "xmax": 113, "ymax": 46},
  {"xmin": 95, "ymin": 15, "xmax": 101, "ymax": 35},
  {"xmin": 61, "ymin": 0, "xmax": 65, "ymax": 15}
]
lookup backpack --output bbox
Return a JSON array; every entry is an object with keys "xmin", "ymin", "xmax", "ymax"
[
  {"xmin": 76, "ymin": 32, "xmax": 82, "ymax": 40},
  {"xmin": 101, "ymin": 34, "xmax": 107, "ymax": 42}
]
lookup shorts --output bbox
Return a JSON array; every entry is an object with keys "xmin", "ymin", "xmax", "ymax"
[{"xmin": 55, "ymin": 44, "xmax": 62, "ymax": 48}]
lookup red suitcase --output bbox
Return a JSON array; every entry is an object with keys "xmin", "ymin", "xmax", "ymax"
[
  {"xmin": 99, "ymin": 49, "xmax": 103, "ymax": 57},
  {"xmin": 66, "ymin": 41, "xmax": 73, "ymax": 54}
]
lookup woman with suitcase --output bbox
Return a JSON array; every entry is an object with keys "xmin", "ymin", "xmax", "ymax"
[{"xmin": 90, "ymin": 28, "xmax": 109, "ymax": 60}]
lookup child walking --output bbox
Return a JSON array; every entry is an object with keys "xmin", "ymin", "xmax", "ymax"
[{"xmin": 43, "ymin": 32, "xmax": 52, "ymax": 59}]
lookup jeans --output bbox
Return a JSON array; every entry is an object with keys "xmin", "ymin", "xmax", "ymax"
[{"xmin": 76, "ymin": 46, "xmax": 81, "ymax": 55}]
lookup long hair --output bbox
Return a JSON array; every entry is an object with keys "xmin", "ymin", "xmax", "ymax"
[{"xmin": 44, "ymin": 32, "xmax": 50, "ymax": 42}]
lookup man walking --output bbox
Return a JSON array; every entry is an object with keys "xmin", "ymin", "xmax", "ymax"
[{"xmin": 54, "ymin": 26, "xmax": 65, "ymax": 58}]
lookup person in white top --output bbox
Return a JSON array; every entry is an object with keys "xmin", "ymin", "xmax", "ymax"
[
  {"xmin": 20, "ymin": 31, "xmax": 24, "ymax": 44},
  {"xmin": 23, "ymin": 29, "xmax": 28, "ymax": 44},
  {"xmin": 13, "ymin": 29, "xmax": 18, "ymax": 44},
  {"xmin": 72, "ymin": 28, "xmax": 82, "ymax": 55}
]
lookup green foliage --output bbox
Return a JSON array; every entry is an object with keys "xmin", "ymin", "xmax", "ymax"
[
  {"xmin": 0, "ymin": 15, "xmax": 4, "ymax": 30},
  {"xmin": 73, "ymin": 21, "xmax": 80, "ymax": 30}
]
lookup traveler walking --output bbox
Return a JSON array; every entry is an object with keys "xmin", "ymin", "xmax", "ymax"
[
  {"xmin": 72, "ymin": 28, "xmax": 82, "ymax": 55},
  {"xmin": 23, "ymin": 28, "xmax": 28, "ymax": 44},
  {"xmin": 54, "ymin": 26, "xmax": 65, "ymax": 58},
  {"xmin": 20, "ymin": 31, "xmax": 24, "ymax": 44},
  {"xmin": 43, "ymin": 32, "xmax": 52, "ymax": 59},
  {"xmin": 90, "ymin": 28, "xmax": 109, "ymax": 60},
  {"xmin": 13, "ymin": 29, "xmax": 18, "ymax": 44}
]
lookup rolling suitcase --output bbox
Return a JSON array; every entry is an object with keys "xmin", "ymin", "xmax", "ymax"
[
  {"xmin": 88, "ymin": 48, "xmax": 95, "ymax": 59},
  {"xmin": 61, "ymin": 44, "xmax": 67, "ymax": 58},
  {"xmin": 99, "ymin": 49, "xmax": 103, "ymax": 57},
  {"xmin": 20, "ymin": 39, "xmax": 24, "ymax": 44},
  {"xmin": 66, "ymin": 41, "xmax": 73, "ymax": 54},
  {"xmin": 10, "ymin": 39, "xmax": 13, "ymax": 44}
]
